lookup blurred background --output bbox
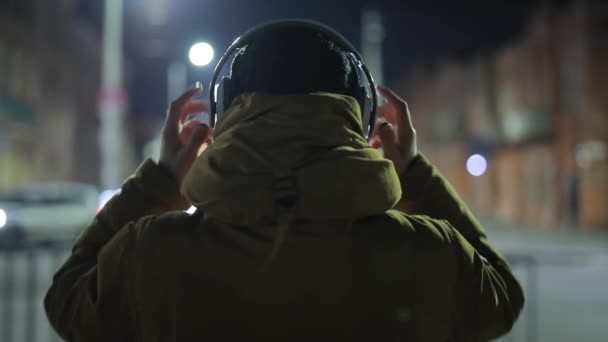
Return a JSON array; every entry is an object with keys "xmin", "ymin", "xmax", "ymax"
[{"xmin": 0, "ymin": 0, "xmax": 607, "ymax": 341}]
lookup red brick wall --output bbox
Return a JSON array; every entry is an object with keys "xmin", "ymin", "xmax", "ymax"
[{"xmin": 396, "ymin": 2, "xmax": 608, "ymax": 229}]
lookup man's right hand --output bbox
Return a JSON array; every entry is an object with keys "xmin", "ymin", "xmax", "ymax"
[{"xmin": 370, "ymin": 85, "xmax": 418, "ymax": 175}]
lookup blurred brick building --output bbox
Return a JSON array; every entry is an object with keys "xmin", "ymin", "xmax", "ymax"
[
  {"xmin": 398, "ymin": 1, "xmax": 608, "ymax": 229},
  {"xmin": 0, "ymin": 0, "xmax": 132, "ymax": 190}
]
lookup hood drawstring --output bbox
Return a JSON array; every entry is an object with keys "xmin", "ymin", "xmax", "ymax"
[
  {"xmin": 272, "ymin": 174, "xmax": 297, "ymax": 225},
  {"xmin": 269, "ymin": 174, "xmax": 297, "ymax": 259},
  {"xmin": 258, "ymin": 174, "xmax": 298, "ymax": 272},
  {"xmin": 232, "ymin": 130, "xmax": 299, "ymax": 267}
]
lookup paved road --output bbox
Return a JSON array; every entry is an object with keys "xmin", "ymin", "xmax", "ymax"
[
  {"xmin": 487, "ymin": 223, "xmax": 608, "ymax": 342},
  {"xmin": 0, "ymin": 225, "xmax": 606, "ymax": 342}
]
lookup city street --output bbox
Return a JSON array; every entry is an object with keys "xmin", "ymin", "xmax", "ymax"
[
  {"xmin": 1, "ymin": 224, "xmax": 607, "ymax": 342},
  {"xmin": 1, "ymin": 0, "xmax": 607, "ymax": 341}
]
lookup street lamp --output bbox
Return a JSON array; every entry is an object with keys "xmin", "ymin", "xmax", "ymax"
[
  {"xmin": 99, "ymin": 0, "xmax": 127, "ymax": 188},
  {"xmin": 188, "ymin": 42, "xmax": 214, "ymax": 67}
]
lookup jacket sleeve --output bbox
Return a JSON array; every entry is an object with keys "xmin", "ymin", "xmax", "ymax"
[
  {"xmin": 397, "ymin": 154, "xmax": 525, "ymax": 340},
  {"xmin": 44, "ymin": 160, "xmax": 190, "ymax": 342}
]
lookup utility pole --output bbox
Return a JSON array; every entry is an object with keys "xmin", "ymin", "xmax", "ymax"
[
  {"xmin": 361, "ymin": 9, "xmax": 386, "ymax": 85},
  {"xmin": 99, "ymin": 0, "xmax": 126, "ymax": 188}
]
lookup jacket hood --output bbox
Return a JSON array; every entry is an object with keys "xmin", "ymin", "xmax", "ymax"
[{"xmin": 181, "ymin": 92, "xmax": 401, "ymax": 225}]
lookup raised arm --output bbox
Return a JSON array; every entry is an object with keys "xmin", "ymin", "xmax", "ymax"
[
  {"xmin": 373, "ymin": 86, "xmax": 524, "ymax": 340},
  {"xmin": 401, "ymin": 155, "xmax": 525, "ymax": 340},
  {"xmin": 44, "ymin": 87, "xmax": 211, "ymax": 341}
]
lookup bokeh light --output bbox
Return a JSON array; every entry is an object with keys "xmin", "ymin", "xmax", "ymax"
[{"xmin": 466, "ymin": 154, "xmax": 488, "ymax": 176}]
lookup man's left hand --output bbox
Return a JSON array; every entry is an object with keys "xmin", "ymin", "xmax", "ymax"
[{"xmin": 159, "ymin": 86, "xmax": 213, "ymax": 184}]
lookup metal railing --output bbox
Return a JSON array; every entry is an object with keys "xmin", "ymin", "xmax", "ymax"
[
  {"xmin": 501, "ymin": 254, "xmax": 539, "ymax": 342},
  {"xmin": 0, "ymin": 245, "xmax": 539, "ymax": 342},
  {"xmin": 0, "ymin": 244, "xmax": 69, "ymax": 342}
]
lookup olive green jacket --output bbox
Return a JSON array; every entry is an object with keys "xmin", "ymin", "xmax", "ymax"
[{"xmin": 45, "ymin": 93, "xmax": 524, "ymax": 342}]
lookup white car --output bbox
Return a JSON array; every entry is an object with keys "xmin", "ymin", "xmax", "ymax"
[
  {"xmin": 97, "ymin": 189, "xmax": 198, "ymax": 214},
  {"xmin": 0, "ymin": 182, "xmax": 99, "ymax": 247}
]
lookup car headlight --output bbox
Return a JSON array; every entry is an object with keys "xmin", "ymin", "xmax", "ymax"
[{"xmin": 0, "ymin": 208, "xmax": 7, "ymax": 229}]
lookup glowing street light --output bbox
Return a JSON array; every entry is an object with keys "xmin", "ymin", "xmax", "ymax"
[{"xmin": 188, "ymin": 42, "xmax": 214, "ymax": 67}]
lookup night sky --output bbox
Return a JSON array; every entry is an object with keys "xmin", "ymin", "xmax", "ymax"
[{"xmin": 77, "ymin": 0, "xmax": 567, "ymax": 120}]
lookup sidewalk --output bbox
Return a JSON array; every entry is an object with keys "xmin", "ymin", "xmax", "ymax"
[{"xmin": 480, "ymin": 219, "xmax": 608, "ymax": 264}]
